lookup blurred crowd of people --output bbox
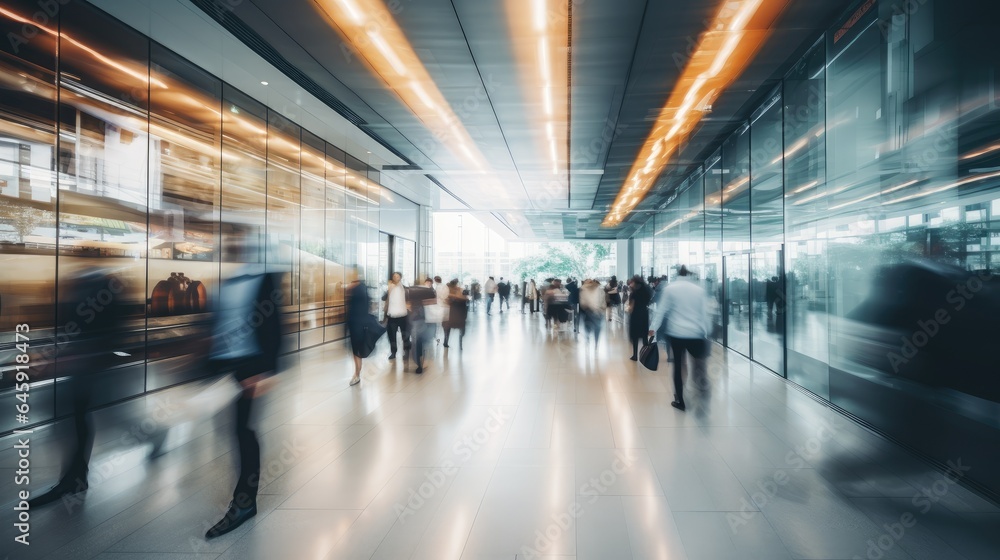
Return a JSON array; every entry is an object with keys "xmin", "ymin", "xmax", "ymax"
[{"xmin": 33, "ymin": 262, "xmax": 713, "ymax": 540}]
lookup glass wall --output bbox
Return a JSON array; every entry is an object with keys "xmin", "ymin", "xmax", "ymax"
[
  {"xmin": 632, "ymin": 0, "xmax": 1000, "ymax": 497},
  {"xmin": 0, "ymin": 0, "xmax": 410, "ymax": 433}
]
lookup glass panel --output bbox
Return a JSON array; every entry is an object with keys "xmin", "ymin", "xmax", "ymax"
[
  {"xmin": 299, "ymin": 130, "xmax": 325, "ymax": 340},
  {"xmin": 704, "ymin": 151, "xmax": 724, "ymax": 342},
  {"xmin": 324, "ymin": 144, "xmax": 346, "ymax": 340},
  {"xmin": 724, "ymin": 253, "xmax": 751, "ymax": 357},
  {"xmin": 55, "ymin": 1, "xmax": 149, "ymax": 409},
  {"xmin": 722, "ymin": 126, "xmax": 751, "ymax": 355},
  {"xmin": 267, "ymin": 111, "xmax": 300, "ymax": 349},
  {"xmin": 221, "ymin": 84, "xmax": 266, "ymax": 268},
  {"xmin": 784, "ymin": 39, "xmax": 829, "ymax": 397},
  {"xmin": 0, "ymin": 0, "xmax": 59, "ymax": 429},
  {"xmin": 750, "ymin": 91, "xmax": 785, "ymax": 375},
  {"xmin": 145, "ymin": 43, "xmax": 222, "ymax": 389}
]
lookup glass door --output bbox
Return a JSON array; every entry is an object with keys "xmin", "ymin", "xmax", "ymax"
[{"xmin": 751, "ymin": 247, "xmax": 784, "ymax": 375}]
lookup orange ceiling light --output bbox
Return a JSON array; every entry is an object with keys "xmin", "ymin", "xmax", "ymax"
[
  {"xmin": 603, "ymin": 0, "xmax": 789, "ymax": 227},
  {"xmin": 315, "ymin": 0, "xmax": 488, "ymax": 170},
  {"xmin": 507, "ymin": 0, "xmax": 570, "ymax": 177}
]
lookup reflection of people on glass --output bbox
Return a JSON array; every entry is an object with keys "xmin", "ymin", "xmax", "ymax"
[
  {"xmin": 765, "ymin": 276, "xmax": 779, "ymax": 316},
  {"xmin": 205, "ymin": 268, "xmax": 283, "ymax": 538},
  {"xmin": 346, "ymin": 267, "xmax": 371, "ymax": 386},
  {"xmin": 31, "ymin": 267, "xmax": 129, "ymax": 508}
]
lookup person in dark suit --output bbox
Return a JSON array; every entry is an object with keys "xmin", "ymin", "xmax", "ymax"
[
  {"xmin": 346, "ymin": 267, "xmax": 370, "ymax": 386},
  {"xmin": 627, "ymin": 275, "xmax": 653, "ymax": 361},
  {"xmin": 497, "ymin": 277, "xmax": 511, "ymax": 313},
  {"xmin": 30, "ymin": 267, "xmax": 130, "ymax": 508},
  {"xmin": 444, "ymin": 279, "xmax": 468, "ymax": 349},
  {"xmin": 205, "ymin": 269, "xmax": 283, "ymax": 538},
  {"xmin": 565, "ymin": 277, "xmax": 580, "ymax": 332}
]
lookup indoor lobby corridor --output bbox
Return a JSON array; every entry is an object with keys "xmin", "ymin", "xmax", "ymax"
[{"xmin": 2, "ymin": 306, "xmax": 998, "ymax": 560}]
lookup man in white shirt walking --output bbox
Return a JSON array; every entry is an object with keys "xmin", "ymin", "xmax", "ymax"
[
  {"xmin": 384, "ymin": 271, "xmax": 411, "ymax": 360},
  {"xmin": 484, "ymin": 276, "xmax": 498, "ymax": 315},
  {"xmin": 649, "ymin": 266, "xmax": 710, "ymax": 412}
]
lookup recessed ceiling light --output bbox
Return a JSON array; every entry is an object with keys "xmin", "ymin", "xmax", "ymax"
[{"xmin": 260, "ymin": 81, "xmax": 269, "ymax": 85}]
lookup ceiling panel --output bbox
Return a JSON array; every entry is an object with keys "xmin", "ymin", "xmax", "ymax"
[{"xmin": 205, "ymin": 0, "xmax": 858, "ymax": 238}]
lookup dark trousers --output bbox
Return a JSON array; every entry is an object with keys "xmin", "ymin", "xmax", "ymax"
[
  {"xmin": 64, "ymin": 374, "xmax": 94, "ymax": 489},
  {"xmin": 499, "ymin": 294, "xmax": 509, "ymax": 310},
  {"xmin": 233, "ymin": 389, "xmax": 260, "ymax": 508},
  {"xmin": 487, "ymin": 294, "xmax": 496, "ymax": 313},
  {"xmin": 386, "ymin": 316, "xmax": 410, "ymax": 355},
  {"xmin": 582, "ymin": 310, "xmax": 602, "ymax": 341},
  {"xmin": 668, "ymin": 337, "xmax": 708, "ymax": 403},
  {"xmin": 443, "ymin": 325, "xmax": 465, "ymax": 347},
  {"xmin": 631, "ymin": 334, "xmax": 649, "ymax": 358},
  {"xmin": 411, "ymin": 321, "xmax": 431, "ymax": 367},
  {"xmin": 572, "ymin": 303, "xmax": 580, "ymax": 331}
]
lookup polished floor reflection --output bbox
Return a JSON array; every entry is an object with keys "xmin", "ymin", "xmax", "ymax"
[{"xmin": 2, "ymin": 306, "xmax": 998, "ymax": 559}]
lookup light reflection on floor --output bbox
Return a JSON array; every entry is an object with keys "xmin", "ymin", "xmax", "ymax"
[{"xmin": 1, "ymin": 304, "xmax": 998, "ymax": 560}]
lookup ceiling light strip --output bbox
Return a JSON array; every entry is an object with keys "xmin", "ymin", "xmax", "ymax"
[
  {"xmin": 602, "ymin": 0, "xmax": 789, "ymax": 227},
  {"xmin": 320, "ymin": 0, "xmax": 487, "ymax": 170}
]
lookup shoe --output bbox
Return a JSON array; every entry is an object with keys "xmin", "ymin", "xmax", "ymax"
[
  {"xmin": 443, "ymin": 343, "xmax": 449, "ymax": 348},
  {"xmin": 671, "ymin": 400, "xmax": 686, "ymax": 411},
  {"xmin": 205, "ymin": 501, "xmax": 257, "ymax": 538},
  {"xmin": 349, "ymin": 376, "xmax": 360, "ymax": 386},
  {"xmin": 415, "ymin": 366, "xmax": 423, "ymax": 374},
  {"xmin": 629, "ymin": 355, "xmax": 637, "ymax": 361},
  {"xmin": 388, "ymin": 353, "xmax": 396, "ymax": 360},
  {"xmin": 29, "ymin": 477, "xmax": 88, "ymax": 508}
]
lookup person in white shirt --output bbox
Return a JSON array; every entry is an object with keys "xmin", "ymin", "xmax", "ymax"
[
  {"xmin": 649, "ymin": 265, "xmax": 710, "ymax": 412},
  {"xmin": 434, "ymin": 275, "xmax": 450, "ymax": 342},
  {"xmin": 484, "ymin": 276, "xmax": 498, "ymax": 314},
  {"xmin": 383, "ymin": 272, "xmax": 410, "ymax": 359}
]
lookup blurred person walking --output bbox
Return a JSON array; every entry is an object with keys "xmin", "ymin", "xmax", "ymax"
[
  {"xmin": 434, "ymin": 275, "xmax": 450, "ymax": 343},
  {"xmin": 650, "ymin": 274, "xmax": 673, "ymax": 362},
  {"xmin": 383, "ymin": 271, "xmax": 410, "ymax": 360},
  {"xmin": 471, "ymin": 281, "xmax": 482, "ymax": 311},
  {"xmin": 346, "ymin": 267, "xmax": 377, "ymax": 386},
  {"xmin": 443, "ymin": 279, "xmax": 468, "ymax": 349},
  {"xmin": 565, "ymin": 277, "xmax": 580, "ymax": 332},
  {"xmin": 205, "ymin": 268, "xmax": 284, "ymax": 538},
  {"xmin": 484, "ymin": 276, "xmax": 498, "ymax": 314},
  {"xmin": 649, "ymin": 265, "xmax": 710, "ymax": 412},
  {"xmin": 580, "ymin": 278, "xmax": 606, "ymax": 346},
  {"xmin": 30, "ymin": 267, "xmax": 130, "ymax": 508},
  {"xmin": 627, "ymin": 275, "xmax": 653, "ymax": 361},
  {"xmin": 408, "ymin": 278, "xmax": 439, "ymax": 374},
  {"xmin": 605, "ymin": 276, "xmax": 621, "ymax": 322},
  {"xmin": 498, "ymin": 277, "xmax": 511, "ymax": 313},
  {"xmin": 527, "ymin": 279, "xmax": 539, "ymax": 313}
]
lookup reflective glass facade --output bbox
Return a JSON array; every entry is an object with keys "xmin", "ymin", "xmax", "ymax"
[
  {"xmin": 0, "ymin": 0, "xmax": 407, "ymax": 432},
  {"xmin": 633, "ymin": 0, "xmax": 1000, "ymax": 495}
]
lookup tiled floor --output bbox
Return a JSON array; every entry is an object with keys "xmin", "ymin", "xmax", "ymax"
[{"xmin": 3, "ymin": 309, "xmax": 998, "ymax": 559}]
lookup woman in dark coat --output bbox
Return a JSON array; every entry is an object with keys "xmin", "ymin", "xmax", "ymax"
[
  {"xmin": 627, "ymin": 275, "xmax": 653, "ymax": 361},
  {"xmin": 443, "ymin": 279, "xmax": 468, "ymax": 349},
  {"xmin": 346, "ymin": 267, "xmax": 371, "ymax": 385}
]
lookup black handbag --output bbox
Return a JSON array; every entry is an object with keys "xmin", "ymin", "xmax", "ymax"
[
  {"xmin": 360, "ymin": 314, "xmax": 386, "ymax": 359},
  {"xmin": 639, "ymin": 339, "xmax": 659, "ymax": 371}
]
